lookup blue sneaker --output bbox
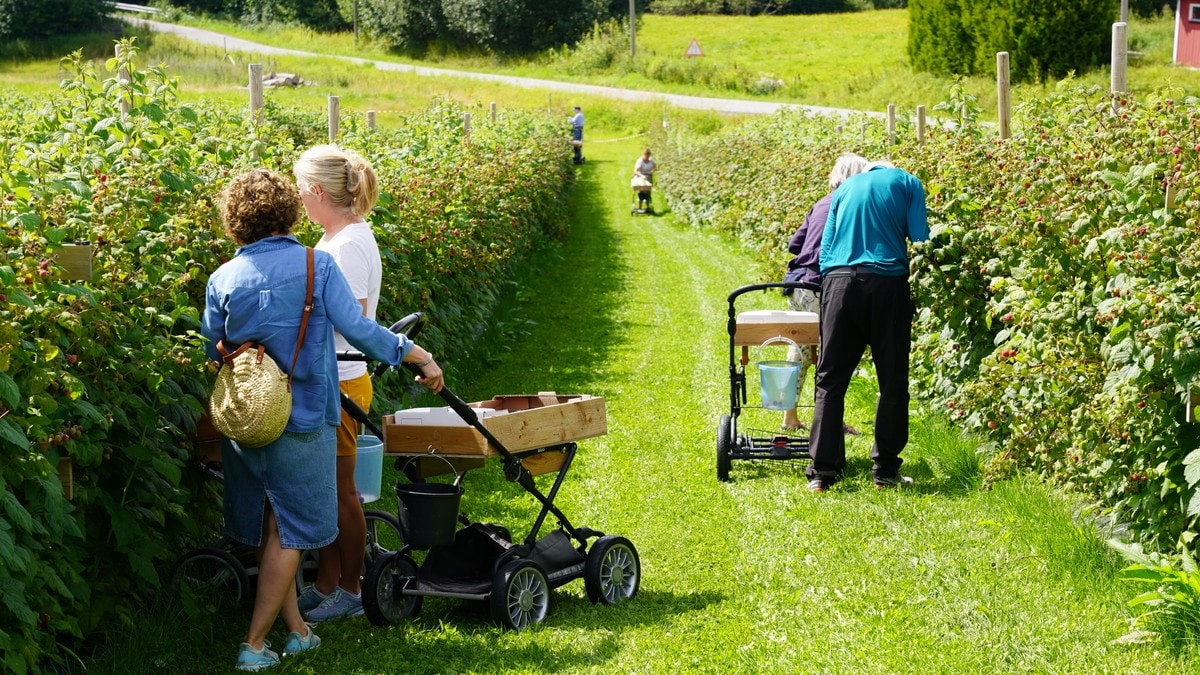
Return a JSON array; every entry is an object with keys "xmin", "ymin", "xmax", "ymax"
[
  {"xmin": 304, "ymin": 587, "xmax": 364, "ymax": 622},
  {"xmin": 297, "ymin": 585, "xmax": 328, "ymax": 613},
  {"xmin": 236, "ymin": 641, "xmax": 279, "ymax": 671},
  {"xmin": 282, "ymin": 627, "xmax": 321, "ymax": 657}
]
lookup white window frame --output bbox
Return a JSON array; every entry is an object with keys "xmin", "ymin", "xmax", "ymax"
[{"xmin": 1190, "ymin": 2, "xmax": 1200, "ymax": 23}]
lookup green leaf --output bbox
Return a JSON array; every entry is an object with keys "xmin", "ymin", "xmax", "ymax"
[
  {"xmin": 0, "ymin": 418, "xmax": 28, "ymax": 452},
  {"xmin": 0, "ymin": 490, "xmax": 33, "ymax": 534},
  {"xmin": 0, "ymin": 371, "xmax": 18, "ymax": 409},
  {"xmin": 1184, "ymin": 449, "xmax": 1200, "ymax": 487},
  {"xmin": 0, "ymin": 576, "xmax": 35, "ymax": 624},
  {"xmin": 1189, "ymin": 489, "xmax": 1200, "ymax": 518}
]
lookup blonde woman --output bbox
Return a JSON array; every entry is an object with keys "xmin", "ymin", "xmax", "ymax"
[{"xmin": 292, "ymin": 145, "xmax": 434, "ymax": 622}]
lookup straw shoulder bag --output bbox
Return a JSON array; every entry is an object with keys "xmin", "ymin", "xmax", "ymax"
[{"xmin": 209, "ymin": 248, "xmax": 314, "ymax": 448}]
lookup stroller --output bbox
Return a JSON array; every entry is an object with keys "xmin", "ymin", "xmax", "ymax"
[
  {"xmin": 630, "ymin": 174, "xmax": 653, "ymax": 215},
  {"xmin": 359, "ymin": 314, "xmax": 641, "ymax": 630},
  {"xmin": 633, "ymin": 172, "xmax": 652, "ymax": 212}
]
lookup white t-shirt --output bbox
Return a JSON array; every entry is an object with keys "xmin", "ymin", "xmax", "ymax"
[
  {"xmin": 635, "ymin": 157, "xmax": 656, "ymax": 176},
  {"xmin": 316, "ymin": 221, "xmax": 383, "ymax": 381}
]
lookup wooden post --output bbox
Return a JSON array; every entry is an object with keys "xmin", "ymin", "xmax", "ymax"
[
  {"xmin": 861, "ymin": 121, "xmax": 868, "ymax": 142},
  {"xmin": 248, "ymin": 63, "xmax": 263, "ymax": 125},
  {"xmin": 996, "ymin": 52, "xmax": 1011, "ymax": 140},
  {"xmin": 367, "ymin": 110, "xmax": 376, "ymax": 132},
  {"xmin": 887, "ymin": 104, "xmax": 896, "ymax": 145},
  {"xmin": 115, "ymin": 44, "xmax": 131, "ymax": 115},
  {"xmin": 916, "ymin": 105, "xmax": 926, "ymax": 145},
  {"xmin": 490, "ymin": 101, "xmax": 497, "ymax": 121},
  {"xmin": 1166, "ymin": 184, "xmax": 1178, "ymax": 212},
  {"xmin": 328, "ymin": 95, "xmax": 339, "ymax": 143},
  {"xmin": 629, "ymin": 0, "xmax": 637, "ymax": 57},
  {"xmin": 836, "ymin": 124, "xmax": 843, "ymax": 135},
  {"xmin": 1111, "ymin": 22, "xmax": 1128, "ymax": 102},
  {"xmin": 463, "ymin": 112, "xmax": 472, "ymax": 143}
]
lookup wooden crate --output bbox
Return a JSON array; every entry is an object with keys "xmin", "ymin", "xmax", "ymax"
[
  {"xmin": 734, "ymin": 311, "xmax": 819, "ymax": 347},
  {"xmin": 383, "ymin": 393, "xmax": 605, "ymax": 458}
]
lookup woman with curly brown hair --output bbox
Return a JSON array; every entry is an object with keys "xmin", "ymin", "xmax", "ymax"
[{"xmin": 202, "ymin": 168, "xmax": 443, "ymax": 671}]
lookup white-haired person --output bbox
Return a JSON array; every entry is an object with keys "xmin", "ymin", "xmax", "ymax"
[{"xmin": 780, "ymin": 153, "xmax": 869, "ymax": 434}]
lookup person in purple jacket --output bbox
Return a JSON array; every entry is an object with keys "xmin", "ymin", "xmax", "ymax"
[{"xmin": 780, "ymin": 153, "xmax": 867, "ymax": 432}]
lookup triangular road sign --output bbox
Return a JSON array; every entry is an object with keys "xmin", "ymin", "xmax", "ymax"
[{"xmin": 685, "ymin": 39, "xmax": 704, "ymax": 57}]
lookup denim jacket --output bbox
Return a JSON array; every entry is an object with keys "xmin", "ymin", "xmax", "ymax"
[{"xmin": 202, "ymin": 235, "xmax": 413, "ymax": 432}]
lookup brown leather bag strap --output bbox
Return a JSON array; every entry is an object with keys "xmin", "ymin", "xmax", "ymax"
[
  {"xmin": 286, "ymin": 247, "xmax": 315, "ymax": 392},
  {"xmin": 217, "ymin": 340, "xmax": 266, "ymax": 364}
]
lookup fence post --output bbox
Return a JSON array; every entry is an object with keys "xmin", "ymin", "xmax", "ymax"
[
  {"xmin": 367, "ymin": 110, "xmax": 376, "ymax": 132},
  {"xmin": 916, "ymin": 105, "xmax": 926, "ymax": 145},
  {"xmin": 115, "ymin": 44, "xmax": 131, "ymax": 116},
  {"xmin": 463, "ymin": 112, "xmax": 472, "ymax": 143},
  {"xmin": 836, "ymin": 124, "xmax": 843, "ymax": 135},
  {"xmin": 861, "ymin": 121, "xmax": 868, "ymax": 142},
  {"xmin": 490, "ymin": 102, "xmax": 496, "ymax": 122},
  {"xmin": 248, "ymin": 64, "xmax": 263, "ymax": 125},
  {"xmin": 1111, "ymin": 22, "xmax": 1128, "ymax": 109},
  {"xmin": 996, "ymin": 52, "xmax": 1011, "ymax": 140},
  {"xmin": 887, "ymin": 104, "xmax": 896, "ymax": 145},
  {"xmin": 328, "ymin": 95, "xmax": 339, "ymax": 143}
]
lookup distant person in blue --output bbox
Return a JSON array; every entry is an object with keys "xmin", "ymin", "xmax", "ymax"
[
  {"xmin": 570, "ymin": 105, "xmax": 584, "ymax": 164},
  {"xmin": 806, "ymin": 160, "xmax": 929, "ymax": 492},
  {"xmin": 781, "ymin": 153, "xmax": 868, "ymax": 432}
]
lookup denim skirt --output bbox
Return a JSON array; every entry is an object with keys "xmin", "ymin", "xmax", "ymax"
[{"xmin": 220, "ymin": 425, "xmax": 337, "ymax": 549}]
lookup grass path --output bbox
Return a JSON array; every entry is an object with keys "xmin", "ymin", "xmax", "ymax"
[{"xmin": 90, "ymin": 135, "xmax": 1196, "ymax": 674}]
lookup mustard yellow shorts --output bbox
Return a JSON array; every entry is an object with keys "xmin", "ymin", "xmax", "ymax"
[{"xmin": 336, "ymin": 372, "xmax": 373, "ymax": 458}]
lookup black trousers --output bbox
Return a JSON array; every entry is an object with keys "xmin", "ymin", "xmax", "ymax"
[{"xmin": 807, "ymin": 270, "xmax": 914, "ymax": 482}]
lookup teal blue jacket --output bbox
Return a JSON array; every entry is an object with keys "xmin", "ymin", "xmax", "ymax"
[{"xmin": 820, "ymin": 166, "xmax": 929, "ymax": 277}]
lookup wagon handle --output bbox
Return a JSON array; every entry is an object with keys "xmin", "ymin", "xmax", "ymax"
[{"xmin": 400, "ymin": 367, "xmax": 527, "ymax": 481}]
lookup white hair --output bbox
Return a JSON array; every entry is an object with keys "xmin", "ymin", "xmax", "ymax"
[{"xmin": 828, "ymin": 153, "xmax": 869, "ymax": 190}]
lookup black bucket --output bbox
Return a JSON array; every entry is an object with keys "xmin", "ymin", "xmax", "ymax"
[{"xmin": 395, "ymin": 481, "xmax": 462, "ymax": 549}]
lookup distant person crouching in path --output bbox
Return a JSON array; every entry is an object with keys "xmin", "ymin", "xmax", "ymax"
[{"xmin": 806, "ymin": 160, "xmax": 929, "ymax": 493}]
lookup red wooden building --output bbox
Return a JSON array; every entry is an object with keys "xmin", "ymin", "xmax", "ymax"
[{"xmin": 1176, "ymin": 0, "xmax": 1200, "ymax": 67}]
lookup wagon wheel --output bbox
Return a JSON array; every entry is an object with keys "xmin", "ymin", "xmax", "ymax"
[
  {"xmin": 490, "ymin": 559, "xmax": 550, "ymax": 630},
  {"xmin": 362, "ymin": 552, "xmax": 423, "ymax": 626},
  {"xmin": 716, "ymin": 414, "xmax": 733, "ymax": 482},
  {"xmin": 173, "ymin": 547, "xmax": 252, "ymax": 607},
  {"xmin": 584, "ymin": 536, "xmax": 641, "ymax": 605},
  {"xmin": 364, "ymin": 509, "xmax": 404, "ymax": 570}
]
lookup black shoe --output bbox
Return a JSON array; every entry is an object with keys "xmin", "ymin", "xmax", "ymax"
[
  {"xmin": 807, "ymin": 477, "xmax": 828, "ymax": 493},
  {"xmin": 874, "ymin": 475, "xmax": 914, "ymax": 489}
]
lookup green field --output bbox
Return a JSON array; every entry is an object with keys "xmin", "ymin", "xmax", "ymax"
[{"xmin": 6, "ymin": 9, "xmax": 1200, "ymax": 673}]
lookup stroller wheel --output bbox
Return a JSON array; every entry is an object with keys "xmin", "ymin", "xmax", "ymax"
[
  {"xmin": 584, "ymin": 536, "xmax": 641, "ymax": 605},
  {"xmin": 364, "ymin": 509, "xmax": 404, "ymax": 570},
  {"xmin": 173, "ymin": 547, "xmax": 252, "ymax": 607},
  {"xmin": 490, "ymin": 559, "xmax": 550, "ymax": 629},
  {"xmin": 716, "ymin": 414, "xmax": 733, "ymax": 482},
  {"xmin": 363, "ymin": 551, "xmax": 423, "ymax": 626}
]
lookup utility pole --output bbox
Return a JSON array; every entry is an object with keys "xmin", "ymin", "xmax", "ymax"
[{"xmin": 1120, "ymin": 0, "xmax": 1128, "ymax": 23}]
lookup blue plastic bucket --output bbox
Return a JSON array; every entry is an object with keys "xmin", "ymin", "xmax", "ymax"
[
  {"xmin": 354, "ymin": 434, "xmax": 384, "ymax": 504},
  {"xmin": 757, "ymin": 360, "xmax": 802, "ymax": 411}
]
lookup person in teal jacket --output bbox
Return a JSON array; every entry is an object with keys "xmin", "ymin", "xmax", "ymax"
[{"xmin": 806, "ymin": 161, "xmax": 929, "ymax": 492}]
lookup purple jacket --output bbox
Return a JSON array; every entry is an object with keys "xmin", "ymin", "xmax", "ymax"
[{"xmin": 783, "ymin": 192, "xmax": 833, "ymax": 286}]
